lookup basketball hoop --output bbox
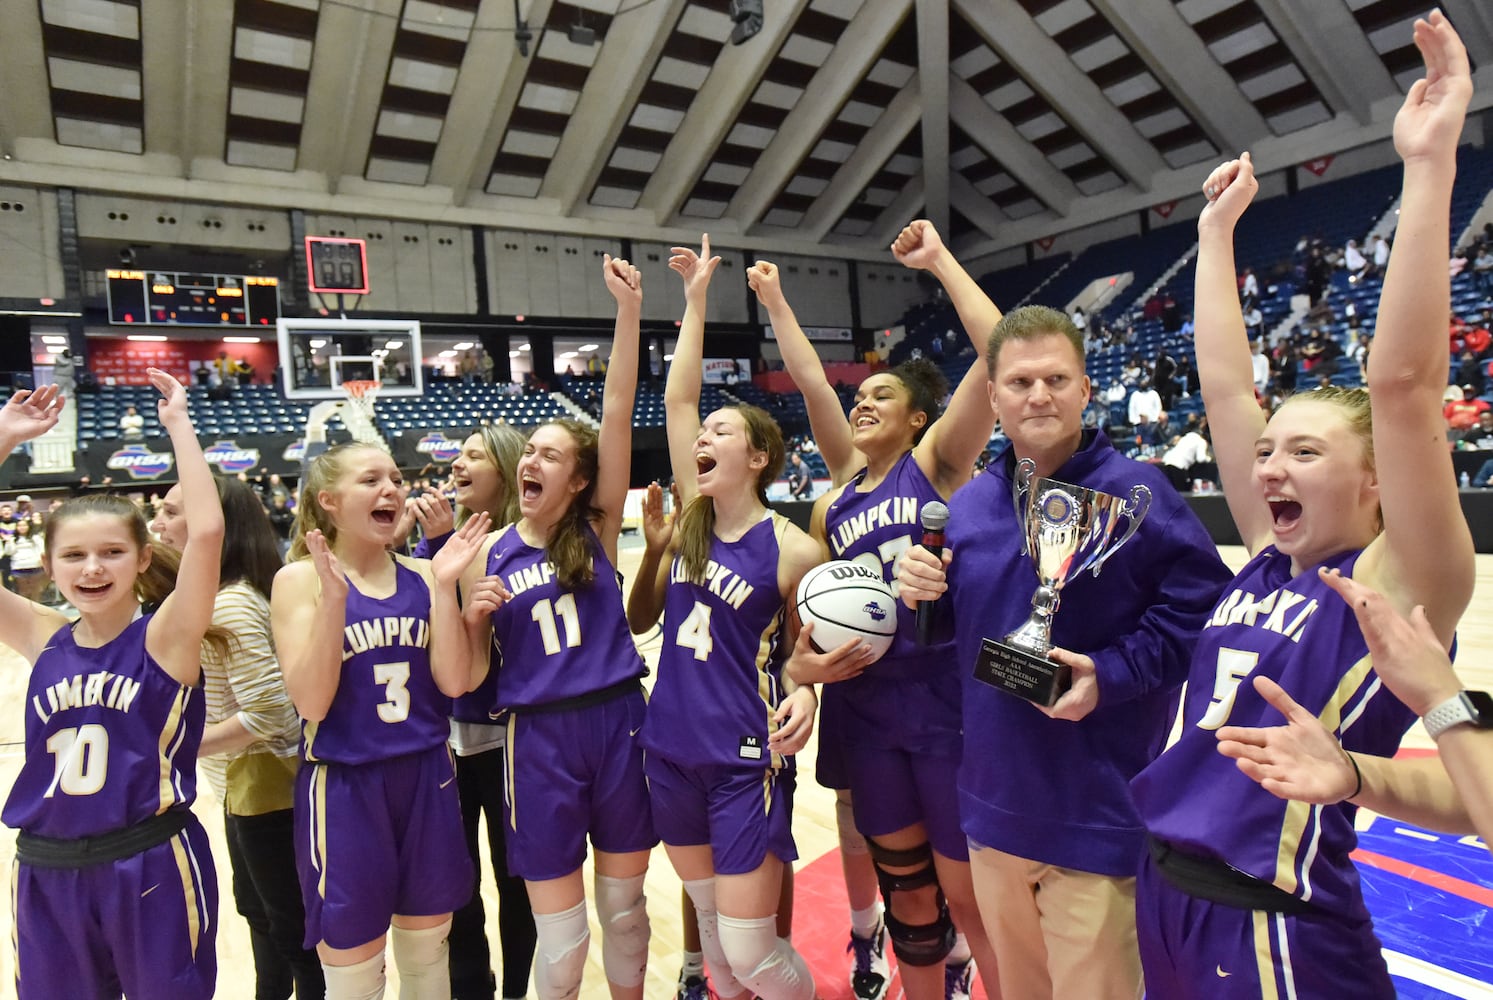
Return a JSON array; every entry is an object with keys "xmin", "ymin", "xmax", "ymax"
[{"xmin": 339, "ymin": 378, "xmax": 384, "ymax": 447}]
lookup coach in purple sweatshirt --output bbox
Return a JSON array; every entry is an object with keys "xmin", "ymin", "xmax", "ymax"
[{"xmin": 899, "ymin": 305, "xmax": 1231, "ymax": 1000}]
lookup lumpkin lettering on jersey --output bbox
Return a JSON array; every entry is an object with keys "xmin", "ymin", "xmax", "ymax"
[
  {"xmin": 342, "ymin": 617, "xmax": 430, "ymax": 661},
  {"xmin": 32, "ymin": 670, "xmax": 141, "ymax": 723},
  {"xmin": 1204, "ymin": 585, "xmax": 1320, "ymax": 643},
  {"xmin": 669, "ymin": 558, "xmax": 755, "ymax": 609},
  {"xmin": 829, "ymin": 497, "xmax": 919, "ymax": 556}
]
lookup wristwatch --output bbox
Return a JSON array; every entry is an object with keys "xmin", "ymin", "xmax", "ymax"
[{"xmin": 1422, "ymin": 691, "xmax": 1493, "ymax": 740}]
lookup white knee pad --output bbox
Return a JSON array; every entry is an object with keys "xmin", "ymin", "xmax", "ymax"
[
  {"xmin": 391, "ymin": 919, "xmax": 452, "ymax": 1000},
  {"xmin": 594, "ymin": 872, "xmax": 650, "ymax": 989},
  {"xmin": 322, "ymin": 952, "xmax": 387, "ymax": 1000},
  {"xmin": 533, "ymin": 900, "xmax": 590, "ymax": 1000},
  {"xmin": 717, "ymin": 914, "xmax": 815, "ymax": 1000},
  {"xmin": 682, "ymin": 877, "xmax": 744, "ymax": 999},
  {"xmin": 836, "ymin": 790, "xmax": 868, "ymax": 856}
]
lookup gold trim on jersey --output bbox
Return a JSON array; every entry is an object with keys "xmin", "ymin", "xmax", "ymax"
[
  {"xmin": 1272, "ymin": 652, "xmax": 1373, "ymax": 897},
  {"xmin": 308, "ymin": 764, "xmax": 329, "ymax": 899},
  {"xmin": 156, "ymin": 686, "xmax": 190, "ymax": 814},
  {"xmin": 505, "ymin": 715, "xmax": 518, "ymax": 832},
  {"xmin": 169, "ymin": 832, "xmax": 206, "ymax": 957},
  {"xmin": 758, "ymin": 514, "xmax": 792, "ymax": 771},
  {"xmin": 761, "ymin": 768, "xmax": 774, "ymax": 814},
  {"xmin": 303, "ymin": 720, "xmax": 320, "ymax": 763},
  {"xmin": 1251, "ymin": 910, "xmax": 1277, "ymax": 999},
  {"xmin": 11, "ymin": 859, "xmax": 18, "ymax": 992}
]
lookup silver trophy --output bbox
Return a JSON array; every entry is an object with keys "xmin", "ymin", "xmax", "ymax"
[{"xmin": 974, "ymin": 458, "xmax": 1152, "ymax": 706}]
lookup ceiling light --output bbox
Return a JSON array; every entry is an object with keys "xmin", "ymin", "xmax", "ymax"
[
  {"xmin": 454, "ymin": 342, "xmax": 474, "ymax": 350},
  {"xmin": 127, "ymin": 335, "xmax": 167, "ymax": 342},
  {"xmin": 579, "ymin": 343, "xmax": 599, "ymax": 351},
  {"xmin": 223, "ymin": 336, "xmax": 260, "ymax": 343},
  {"xmin": 559, "ymin": 351, "xmax": 579, "ymax": 359},
  {"xmin": 385, "ymin": 340, "xmax": 403, "ymax": 349},
  {"xmin": 439, "ymin": 349, "xmax": 458, "ymax": 357},
  {"xmin": 518, "ymin": 343, "xmax": 530, "ymax": 351},
  {"xmin": 41, "ymin": 335, "xmax": 67, "ymax": 344}
]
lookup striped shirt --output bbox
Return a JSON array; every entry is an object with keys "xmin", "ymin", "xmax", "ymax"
[{"xmin": 201, "ymin": 581, "xmax": 299, "ymax": 808}]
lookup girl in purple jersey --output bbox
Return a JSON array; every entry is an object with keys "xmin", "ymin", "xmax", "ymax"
[
  {"xmin": 0, "ymin": 370, "xmax": 225, "ymax": 1000},
  {"xmin": 153, "ymin": 475, "xmax": 324, "ymax": 1000},
  {"xmin": 748, "ymin": 223, "xmax": 1002, "ymax": 1000},
  {"xmin": 1129, "ymin": 13, "xmax": 1475, "ymax": 998},
  {"xmin": 459, "ymin": 254, "xmax": 653, "ymax": 1000},
  {"xmin": 627, "ymin": 236, "xmax": 821, "ymax": 1000},
  {"xmin": 272, "ymin": 442, "xmax": 490, "ymax": 1000}
]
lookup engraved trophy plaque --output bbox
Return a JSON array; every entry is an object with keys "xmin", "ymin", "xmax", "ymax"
[{"xmin": 973, "ymin": 458, "xmax": 1152, "ymax": 706}]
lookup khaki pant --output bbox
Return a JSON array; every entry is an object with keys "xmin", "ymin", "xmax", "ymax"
[{"xmin": 969, "ymin": 843, "xmax": 1143, "ymax": 1000}]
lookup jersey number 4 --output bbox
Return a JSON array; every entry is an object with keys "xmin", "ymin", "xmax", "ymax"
[
  {"xmin": 676, "ymin": 601, "xmax": 714, "ymax": 661},
  {"xmin": 45, "ymin": 724, "xmax": 109, "ymax": 797}
]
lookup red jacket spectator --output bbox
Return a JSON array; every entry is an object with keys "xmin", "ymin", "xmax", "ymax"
[{"xmin": 1444, "ymin": 389, "xmax": 1490, "ymax": 430}]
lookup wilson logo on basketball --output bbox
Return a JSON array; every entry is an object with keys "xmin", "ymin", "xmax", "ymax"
[{"xmin": 828, "ymin": 564, "xmax": 879, "ymax": 582}]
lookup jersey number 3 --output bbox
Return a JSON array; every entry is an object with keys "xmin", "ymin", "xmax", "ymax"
[{"xmin": 45, "ymin": 724, "xmax": 109, "ymax": 797}]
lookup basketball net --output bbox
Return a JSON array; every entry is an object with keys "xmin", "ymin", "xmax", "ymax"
[{"xmin": 339, "ymin": 379, "xmax": 384, "ymax": 447}]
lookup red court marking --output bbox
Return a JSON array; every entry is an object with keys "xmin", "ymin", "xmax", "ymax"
[
  {"xmin": 1350, "ymin": 848, "xmax": 1493, "ymax": 907},
  {"xmin": 789, "ymin": 849, "xmax": 991, "ymax": 1000}
]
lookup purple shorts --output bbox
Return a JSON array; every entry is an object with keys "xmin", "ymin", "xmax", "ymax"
[
  {"xmin": 1135, "ymin": 852, "xmax": 1394, "ymax": 999},
  {"xmin": 296, "ymin": 743, "xmax": 473, "ymax": 950},
  {"xmin": 845, "ymin": 743, "xmax": 967, "ymax": 861},
  {"xmin": 12, "ymin": 815, "xmax": 218, "ymax": 1000},
  {"xmin": 503, "ymin": 687, "xmax": 657, "ymax": 882},
  {"xmin": 646, "ymin": 754, "xmax": 797, "ymax": 875},
  {"xmin": 814, "ymin": 685, "xmax": 850, "ymax": 790}
]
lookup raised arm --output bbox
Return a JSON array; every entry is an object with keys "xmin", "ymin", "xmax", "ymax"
[
  {"xmin": 1194, "ymin": 153, "xmax": 1273, "ymax": 552},
  {"xmin": 666, "ymin": 236, "xmax": 722, "ymax": 508},
  {"xmin": 423, "ymin": 512, "xmax": 491, "ymax": 697},
  {"xmin": 593, "ymin": 254, "xmax": 643, "ymax": 562},
  {"xmin": 457, "ymin": 532, "xmax": 507, "ymax": 692},
  {"xmin": 1359, "ymin": 10, "xmax": 1476, "ymax": 636},
  {"xmin": 145, "ymin": 368, "xmax": 224, "ymax": 686},
  {"xmin": 893, "ymin": 221, "xmax": 999, "ymax": 497},
  {"xmin": 748, "ymin": 260, "xmax": 859, "ymax": 483},
  {"xmin": 625, "ymin": 481, "xmax": 673, "ymax": 634},
  {"xmin": 0, "ymin": 386, "xmax": 68, "ymax": 660},
  {"xmin": 271, "ymin": 534, "xmax": 348, "ymax": 722}
]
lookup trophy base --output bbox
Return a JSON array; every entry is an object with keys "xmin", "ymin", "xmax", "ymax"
[{"xmin": 973, "ymin": 637, "xmax": 1071, "ymax": 708}]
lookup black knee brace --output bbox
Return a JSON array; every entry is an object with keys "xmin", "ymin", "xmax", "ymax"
[{"xmin": 865, "ymin": 837, "xmax": 956, "ymax": 968}]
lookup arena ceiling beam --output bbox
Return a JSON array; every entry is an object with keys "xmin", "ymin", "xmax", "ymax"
[
  {"xmin": 431, "ymin": 0, "xmax": 555, "ymax": 204},
  {"xmin": 1087, "ymin": 0, "xmax": 1269, "ymax": 156},
  {"xmin": 800, "ymin": 80, "xmax": 922, "ymax": 245},
  {"xmin": 638, "ymin": 0, "xmax": 814, "ymax": 228},
  {"xmin": 1250, "ymin": 0, "xmax": 1395, "ymax": 126},
  {"xmin": 178, "ymin": 0, "xmax": 233, "ymax": 168},
  {"xmin": 0, "ymin": 0, "xmax": 51, "ymax": 159},
  {"xmin": 953, "ymin": 0, "xmax": 1165, "ymax": 192},
  {"xmin": 950, "ymin": 170, "xmax": 1008, "ymax": 245},
  {"xmin": 541, "ymin": 0, "xmax": 688, "ymax": 217},
  {"xmin": 729, "ymin": 0, "xmax": 911, "ymax": 234},
  {"xmin": 139, "ymin": 0, "xmax": 189, "ymax": 161},
  {"xmin": 915, "ymin": 0, "xmax": 950, "ymax": 238},
  {"xmin": 297, "ymin": 0, "xmax": 402, "ymax": 192},
  {"xmin": 865, "ymin": 175, "xmax": 925, "ymax": 251},
  {"xmin": 947, "ymin": 76, "xmax": 1078, "ymax": 217}
]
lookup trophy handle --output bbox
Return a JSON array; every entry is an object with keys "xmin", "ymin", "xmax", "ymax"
[
  {"xmin": 1088, "ymin": 484, "xmax": 1152, "ymax": 576},
  {"xmin": 1012, "ymin": 457, "xmax": 1036, "ymax": 522}
]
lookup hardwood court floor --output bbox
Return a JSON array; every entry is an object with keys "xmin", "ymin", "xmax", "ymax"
[{"xmin": 1, "ymin": 544, "xmax": 1490, "ymax": 998}]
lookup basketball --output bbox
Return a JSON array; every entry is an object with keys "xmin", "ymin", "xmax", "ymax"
[{"xmin": 795, "ymin": 560, "xmax": 898, "ymax": 661}]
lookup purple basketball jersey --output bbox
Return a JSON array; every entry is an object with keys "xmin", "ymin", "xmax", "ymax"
[
  {"xmin": 301, "ymin": 558, "xmax": 450, "ymax": 765},
  {"xmin": 640, "ymin": 514, "xmax": 790, "ymax": 769},
  {"xmin": 823, "ymin": 451, "xmax": 958, "ymax": 681},
  {"xmin": 1133, "ymin": 546, "xmax": 1415, "ymax": 919},
  {"xmin": 485, "ymin": 524, "xmax": 646, "ymax": 710},
  {"xmin": 4, "ymin": 613, "xmax": 205, "ymax": 838}
]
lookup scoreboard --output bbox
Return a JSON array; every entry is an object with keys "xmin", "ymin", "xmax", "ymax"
[{"xmin": 107, "ymin": 270, "xmax": 281, "ymax": 327}]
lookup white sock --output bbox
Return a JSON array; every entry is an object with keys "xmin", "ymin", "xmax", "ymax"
[
  {"xmin": 681, "ymin": 949, "xmax": 705, "ymax": 979},
  {"xmin": 391, "ymin": 920, "xmax": 452, "ymax": 1000},
  {"xmin": 850, "ymin": 901, "xmax": 884, "ymax": 939}
]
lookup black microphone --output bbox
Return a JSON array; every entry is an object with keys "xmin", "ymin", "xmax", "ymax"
[{"xmin": 915, "ymin": 500, "xmax": 950, "ymax": 646}]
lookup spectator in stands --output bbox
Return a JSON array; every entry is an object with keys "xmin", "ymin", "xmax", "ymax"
[
  {"xmin": 1250, "ymin": 338, "xmax": 1270, "ymax": 396},
  {"xmin": 266, "ymin": 493, "xmax": 295, "ymax": 554},
  {"xmin": 1128, "ymin": 378, "xmax": 1162, "ymax": 429},
  {"xmin": 1343, "ymin": 238, "xmax": 1368, "ymax": 281},
  {"xmin": 1444, "ymin": 384, "xmax": 1489, "ymax": 431},
  {"xmin": 586, "ymin": 352, "xmax": 607, "ymax": 377},
  {"xmin": 1371, "ymin": 234, "xmax": 1391, "ymax": 277},
  {"xmin": 119, "ymin": 405, "xmax": 144, "ymax": 440},
  {"xmin": 1175, "ymin": 355, "xmax": 1200, "ymax": 398},
  {"xmin": 1240, "ymin": 267, "xmax": 1259, "ymax": 302},
  {"xmin": 1306, "ymin": 245, "xmax": 1332, "ymax": 305},
  {"xmin": 1104, "ymin": 379, "xmax": 1128, "ymax": 405},
  {"xmin": 1242, "ymin": 302, "xmax": 1264, "ymax": 339},
  {"xmin": 1271, "ymin": 339, "xmax": 1299, "ymax": 394},
  {"xmin": 213, "ymin": 350, "xmax": 237, "ymax": 386},
  {"xmin": 1152, "ymin": 349, "xmax": 1179, "ymax": 409},
  {"xmin": 1161, "ymin": 293, "xmax": 1181, "ymax": 332},
  {"xmin": 1456, "ymin": 349, "xmax": 1485, "ymax": 396},
  {"xmin": 1121, "ymin": 353, "xmax": 1146, "ymax": 387},
  {"xmin": 1473, "ymin": 244, "xmax": 1493, "ymax": 297},
  {"xmin": 1071, "ymin": 306, "xmax": 1087, "ymax": 331},
  {"xmin": 7, "ymin": 515, "xmax": 47, "ymax": 604},
  {"xmin": 51, "ymin": 349, "xmax": 76, "ymax": 398},
  {"xmin": 1137, "ymin": 410, "xmax": 1172, "ymax": 450},
  {"xmin": 1457, "ymin": 410, "xmax": 1493, "ymax": 451},
  {"xmin": 1464, "ymin": 315, "xmax": 1492, "ymax": 359},
  {"xmin": 786, "ymin": 452, "xmax": 813, "ymax": 499},
  {"xmin": 1160, "ymin": 417, "xmax": 1211, "ymax": 492}
]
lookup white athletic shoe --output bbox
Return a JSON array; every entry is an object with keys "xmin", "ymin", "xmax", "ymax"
[
  {"xmin": 847, "ymin": 917, "xmax": 890, "ymax": 1000},
  {"xmin": 944, "ymin": 957, "xmax": 975, "ymax": 1000}
]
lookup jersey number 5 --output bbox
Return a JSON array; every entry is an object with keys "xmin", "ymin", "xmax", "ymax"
[
  {"xmin": 1196, "ymin": 647, "xmax": 1259, "ymax": 730},
  {"xmin": 45, "ymin": 724, "xmax": 109, "ymax": 797}
]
